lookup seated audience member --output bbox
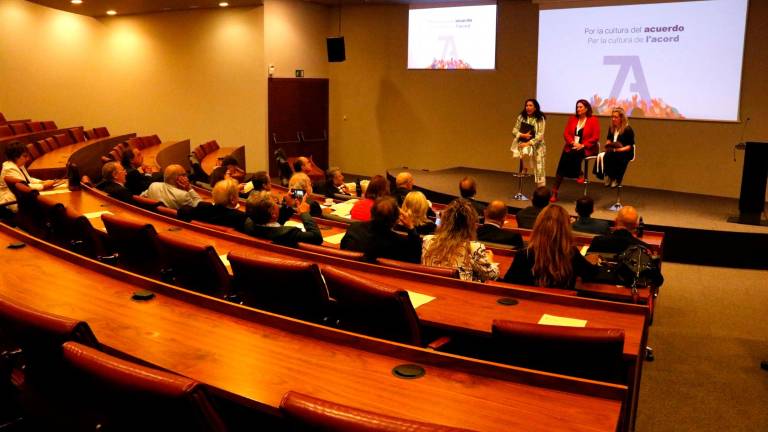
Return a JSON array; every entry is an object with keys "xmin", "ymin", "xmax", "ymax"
[
  {"xmin": 422, "ymin": 198, "xmax": 499, "ymax": 282},
  {"xmin": 459, "ymin": 176, "xmax": 486, "ymax": 219},
  {"xmin": 504, "ymin": 204, "xmax": 598, "ymax": 289},
  {"xmin": 121, "ymin": 147, "xmax": 161, "ymax": 196},
  {"xmin": 209, "ymin": 156, "xmax": 246, "ymax": 190},
  {"xmin": 516, "ymin": 186, "xmax": 550, "ymax": 229},
  {"xmin": 571, "ymin": 196, "xmax": 610, "ymax": 235},
  {"xmin": 292, "ymin": 156, "xmax": 311, "ymax": 174},
  {"xmin": 249, "ymin": 171, "xmax": 271, "ymax": 193},
  {"xmin": 394, "ymin": 171, "xmax": 436, "ymax": 218},
  {"xmin": 0, "ymin": 141, "xmax": 56, "ymax": 212},
  {"xmin": 341, "ymin": 196, "xmax": 421, "ymax": 263},
  {"xmin": 242, "ymin": 190, "xmax": 323, "ymax": 247},
  {"xmin": 349, "ymin": 175, "xmax": 390, "ymax": 221},
  {"xmin": 96, "ymin": 161, "xmax": 133, "ymax": 203},
  {"xmin": 280, "ymin": 172, "xmax": 322, "ymax": 221},
  {"xmin": 320, "ymin": 166, "xmax": 351, "ymax": 198},
  {"xmin": 396, "ymin": 191, "xmax": 437, "ymax": 235},
  {"xmin": 477, "ymin": 200, "xmax": 523, "ymax": 248},
  {"xmin": 141, "ymin": 164, "xmax": 202, "ymax": 209},
  {"xmin": 587, "ymin": 205, "xmax": 649, "ymax": 254},
  {"xmin": 190, "ymin": 179, "xmax": 247, "ymax": 231}
]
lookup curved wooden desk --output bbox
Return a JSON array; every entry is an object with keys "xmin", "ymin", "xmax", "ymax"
[
  {"xmin": 201, "ymin": 147, "xmax": 237, "ymax": 175},
  {"xmin": 27, "ymin": 133, "xmax": 136, "ymax": 180},
  {"xmin": 141, "ymin": 139, "xmax": 191, "ymax": 172},
  {"xmin": 0, "ymin": 224, "xmax": 625, "ymax": 431}
]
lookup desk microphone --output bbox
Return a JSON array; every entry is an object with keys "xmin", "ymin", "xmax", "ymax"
[{"xmin": 734, "ymin": 116, "xmax": 750, "ymax": 161}]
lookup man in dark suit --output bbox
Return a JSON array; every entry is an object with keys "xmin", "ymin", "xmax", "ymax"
[
  {"xmin": 477, "ymin": 200, "xmax": 523, "ymax": 248},
  {"xmin": 587, "ymin": 206, "xmax": 649, "ymax": 254},
  {"xmin": 516, "ymin": 186, "xmax": 550, "ymax": 229},
  {"xmin": 317, "ymin": 166, "xmax": 351, "ymax": 198},
  {"xmin": 394, "ymin": 171, "xmax": 436, "ymax": 218},
  {"xmin": 190, "ymin": 178, "xmax": 247, "ymax": 231},
  {"xmin": 340, "ymin": 196, "xmax": 421, "ymax": 263},
  {"xmin": 459, "ymin": 176, "xmax": 486, "ymax": 221},
  {"xmin": 121, "ymin": 148, "xmax": 161, "ymax": 196},
  {"xmin": 96, "ymin": 161, "xmax": 134, "ymax": 203},
  {"xmin": 242, "ymin": 190, "xmax": 323, "ymax": 248},
  {"xmin": 571, "ymin": 196, "xmax": 610, "ymax": 235}
]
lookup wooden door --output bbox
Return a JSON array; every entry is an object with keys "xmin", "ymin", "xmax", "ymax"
[{"xmin": 268, "ymin": 78, "xmax": 329, "ymax": 178}]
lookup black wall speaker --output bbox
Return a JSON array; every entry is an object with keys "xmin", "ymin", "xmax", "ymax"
[{"xmin": 327, "ymin": 36, "xmax": 346, "ymax": 62}]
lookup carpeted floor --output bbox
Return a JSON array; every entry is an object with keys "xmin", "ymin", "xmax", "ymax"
[{"xmin": 636, "ymin": 263, "xmax": 768, "ymax": 431}]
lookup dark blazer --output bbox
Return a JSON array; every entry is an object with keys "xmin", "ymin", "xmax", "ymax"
[
  {"xmin": 242, "ymin": 212, "xmax": 323, "ymax": 248},
  {"xmin": 587, "ymin": 228, "xmax": 649, "ymax": 254},
  {"xmin": 503, "ymin": 247, "xmax": 598, "ymax": 290},
  {"xmin": 477, "ymin": 223, "xmax": 523, "ymax": 249},
  {"xmin": 96, "ymin": 180, "xmax": 134, "ymax": 203},
  {"xmin": 278, "ymin": 200, "xmax": 322, "ymax": 225},
  {"xmin": 515, "ymin": 206, "xmax": 543, "ymax": 229},
  {"xmin": 572, "ymin": 217, "xmax": 611, "ymax": 235},
  {"xmin": 468, "ymin": 198, "xmax": 486, "ymax": 221},
  {"xmin": 190, "ymin": 204, "xmax": 247, "ymax": 231},
  {"xmin": 124, "ymin": 167, "xmax": 161, "ymax": 196},
  {"xmin": 340, "ymin": 221, "xmax": 422, "ymax": 263},
  {"xmin": 394, "ymin": 221, "xmax": 436, "ymax": 236}
]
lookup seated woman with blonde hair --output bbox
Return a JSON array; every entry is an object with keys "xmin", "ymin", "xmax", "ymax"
[
  {"xmin": 503, "ymin": 204, "xmax": 598, "ymax": 289},
  {"xmin": 396, "ymin": 191, "xmax": 436, "ymax": 235},
  {"xmin": 422, "ymin": 198, "xmax": 499, "ymax": 282}
]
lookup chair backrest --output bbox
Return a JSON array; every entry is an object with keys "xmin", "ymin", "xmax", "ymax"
[
  {"xmin": 94, "ymin": 126, "xmax": 110, "ymax": 138},
  {"xmin": 377, "ymin": 257, "xmax": 459, "ymax": 278},
  {"xmin": 44, "ymin": 136, "xmax": 57, "ymax": 151},
  {"xmin": 83, "ymin": 128, "xmax": 98, "ymax": 140},
  {"xmin": 28, "ymin": 121, "xmax": 45, "ymax": 132},
  {"xmin": 0, "ymin": 295, "xmax": 98, "ymax": 379},
  {"xmin": 156, "ymin": 205, "xmax": 178, "ymax": 218},
  {"xmin": 280, "ymin": 391, "xmax": 474, "ymax": 432},
  {"xmin": 53, "ymin": 133, "xmax": 73, "ymax": 147},
  {"xmin": 322, "ymin": 266, "xmax": 423, "ymax": 346},
  {"xmin": 128, "ymin": 137, "xmax": 144, "ymax": 149},
  {"xmin": 25, "ymin": 143, "xmax": 41, "ymax": 160},
  {"xmin": 0, "ymin": 124, "xmax": 12, "ymax": 137},
  {"xmin": 491, "ymin": 319, "xmax": 626, "ymax": 383},
  {"xmin": 228, "ymin": 252, "xmax": 331, "ymax": 323},
  {"xmin": 156, "ymin": 233, "xmax": 231, "ymax": 298},
  {"xmin": 9, "ymin": 122, "xmax": 29, "ymax": 135},
  {"xmin": 145, "ymin": 134, "xmax": 161, "ymax": 146},
  {"xmin": 61, "ymin": 342, "xmax": 227, "ymax": 432},
  {"xmin": 101, "ymin": 213, "xmax": 165, "ymax": 277},
  {"xmin": 36, "ymin": 138, "xmax": 52, "ymax": 153},
  {"xmin": 49, "ymin": 206, "xmax": 110, "ymax": 259},
  {"xmin": 42, "ymin": 120, "xmax": 57, "ymax": 130},
  {"xmin": 68, "ymin": 127, "xmax": 86, "ymax": 143},
  {"xmin": 11, "ymin": 182, "xmax": 47, "ymax": 238},
  {"xmin": 298, "ymin": 242, "xmax": 366, "ymax": 261},
  {"xmin": 132, "ymin": 194, "xmax": 162, "ymax": 211}
]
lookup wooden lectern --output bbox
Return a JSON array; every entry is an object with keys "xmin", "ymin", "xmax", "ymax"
[{"xmin": 729, "ymin": 141, "xmax": 768, "ymax": 226}]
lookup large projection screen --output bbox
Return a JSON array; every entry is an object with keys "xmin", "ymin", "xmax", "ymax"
[
  {"xmin": 408, "ymin": 3, "xmax": 498, "ymax": 70},
  {"xmin": 536, "ymin": 0, "xmax": 748, "ymax": 121}
]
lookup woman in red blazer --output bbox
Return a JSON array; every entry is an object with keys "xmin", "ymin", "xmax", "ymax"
[{"xmin": 550, "ymin": 99, "xmax": 600, "ymax": 202}]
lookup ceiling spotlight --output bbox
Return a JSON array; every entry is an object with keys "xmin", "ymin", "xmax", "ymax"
[
  {"xmin": 219, "ymin": 2, "xmax": 229, "ymax": 6},
  {"xmin": 71, "ymin": 0, "xmax": 83, "ymax": 4},
  {"xmin": 106, "ymin": 10, "xmax": 117, "ymax": 15}
]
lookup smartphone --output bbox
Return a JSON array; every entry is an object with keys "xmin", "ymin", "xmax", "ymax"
[{"xmin": 292, "ymin": 189, "xmax": 306, "ymax": 200}]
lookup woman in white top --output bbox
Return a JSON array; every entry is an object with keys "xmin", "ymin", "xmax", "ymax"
[
  {"xmin": 510, "ymin": 98, "xmax": 547, "ymax": 187},
  {"xmin": 422, "ymin": 198, "xmax": 499, "ymax": 282},
  {"xmin": 0, "ymin": 141, "xmax": 55, "ymax": 212}
]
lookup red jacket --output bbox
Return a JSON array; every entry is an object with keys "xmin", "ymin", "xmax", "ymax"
[{"xmin": 562, "ymin": 116, "xmax": 600, "ymax": 156}]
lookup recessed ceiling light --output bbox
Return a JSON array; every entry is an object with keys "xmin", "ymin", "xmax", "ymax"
[
  {"xmin": 71, "ymin": 0, "xmax": 83, "ymax": 4},
  {"xmin": 106, "ymin": 10, "xmax": 117, "ymax": 15},
  {"xmin": 219, "ymin": 2, "xmax": 229, "ymax": 6}
]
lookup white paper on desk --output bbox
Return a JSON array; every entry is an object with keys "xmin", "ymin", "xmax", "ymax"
[
  {"xmin": 322, "ymin": 232, "xmax": 346, "ymax": 245},
  {"xmin": 284, "ymin": 220, "xmax": 306, "ymax": 232},
  {"xmin": 580, "ymin": 245, "xmax": 589, "ymax": 256},
  {"xmin": 39, "ymin": 188, "xmax": 72, "ymax": 196},
  {"xmin": 83, "ymin": 210, "xmax": 113, "ymax": 219},
  {"xmin": 538, "ymin": 314, "xmax": 587, "ymax": 327},
  {"xmin": 406, "ymin": 290, "xmax": 436, "ymax": 309},
  {"xmin": 330, "ymin": 199, "xmax": 357, "ymax": 218}
]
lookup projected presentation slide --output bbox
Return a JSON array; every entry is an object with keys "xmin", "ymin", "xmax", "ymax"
[
  {"xmin": 408, "ymin": 4, "xmax": 497, "ymax": 70},
  {"xmin": 536, "ymin": 0, "xmax": 748, "ymax": 121}
]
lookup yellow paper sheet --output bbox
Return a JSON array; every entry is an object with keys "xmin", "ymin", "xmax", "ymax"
[
  {"xmin": 322, "ymin": 232, "xmax": 346, "ymax": 245},
  {"xmin": 39, "ymin": 188, "xmax": 72, "ymax": 196},
  {"xmin": 284, "ymin": 220, "xmax": 305, "ymax": 231},
  {"xmin": 218, "ymin": 254, "xmax": 233, "ymax": 274},
  {"xmin": 406, "ymin": 290, "xmax": 436, "ymax": 309},
  {"xmin": 82, "ymin": 210, "xmax": 113, "ymax": 219},
  {"xmin": 538, "ymin": 314, "xmax": 587, "ymax": 327},
  {"xmin": 580, "ymin": 245, "xmax": 589, "ymax": 256}
]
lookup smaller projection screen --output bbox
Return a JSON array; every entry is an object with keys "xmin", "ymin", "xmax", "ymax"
[
  {"xmin": 408, "ymin": 3, "xmax": 498, "ymax": 70},
  {"xmin": 536, "ymin": 0, "xmax": 749, "ymax": 121}
]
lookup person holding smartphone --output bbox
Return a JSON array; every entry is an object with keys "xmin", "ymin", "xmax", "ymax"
[
  {"xmin": 242, "ymin": 189, "xmax": 323, "ymax": 247},
  {"xmin": 278, "ymin": 173, "xmax": 322, "ymax": 224}
]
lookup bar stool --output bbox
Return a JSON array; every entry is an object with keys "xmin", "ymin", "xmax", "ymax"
[
  {"xmin": 581, "ymin": 155, "xmax": 598, "ymax": 196},
  {"xmin": 512, "ymin": 157, "xmax": 531, "ymax": 201},
  {"xmin": 607, "ymin": 145, "xmax": 636, "ymax": 212}
]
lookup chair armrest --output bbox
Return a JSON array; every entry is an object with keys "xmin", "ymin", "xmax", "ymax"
[{"xmin": 425, "ymin": 336, "xmax": 452, "ymax": 351}]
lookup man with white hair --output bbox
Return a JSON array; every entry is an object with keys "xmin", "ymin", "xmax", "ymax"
[
  {"xmin": 141, "ymin": 164, "xmax": 202, "ymax": 209},
  {"xmin": 587, "ymin": 206, "xmax": 649, "ymax": 254},
  {"xmin": 190, "ymin": 179, "xmax": 246, "ymax": 230}
]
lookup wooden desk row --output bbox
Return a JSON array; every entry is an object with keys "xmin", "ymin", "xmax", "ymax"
[
  {"xmin": 0, "ymin": 224, "xmax": 626, "ymax": 432},
  {"xmin": 40, "ymin": 186, "xmax": 649, "ymax": 431}
]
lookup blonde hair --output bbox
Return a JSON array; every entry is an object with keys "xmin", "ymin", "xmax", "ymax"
[
  {"xmin": 423, "ymin": 199, "xmax": 477, "ymax": 265},
  {"xmin": 609, "ymin": 106, "xmax": 629, "ymax": 135},
  {"xmin": 401, "ymin": 191, "xmax": 429, "ymax": 226},
  {"xmin": 529, "ymin": 205, "xmax": 576, "ymax": 288},
  {"xmin": 212, "ymin": 178, "xmax": 238, "ymax": 206},
  {"xmin": 288, "ymin": 172, "xmax": 313, "ymax": 195}
]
